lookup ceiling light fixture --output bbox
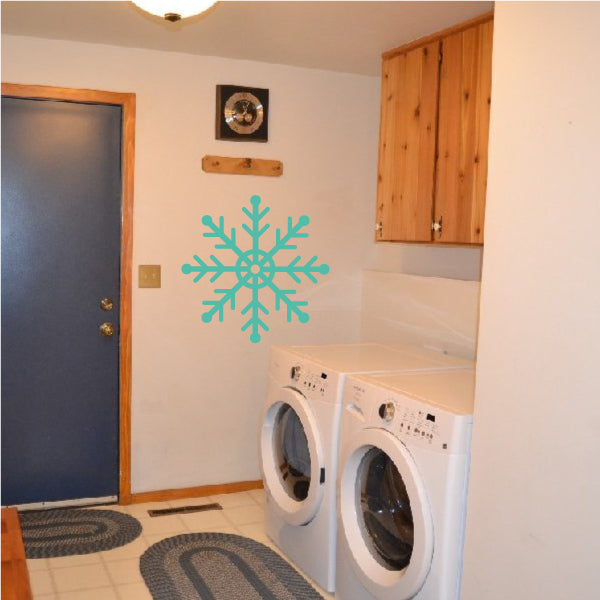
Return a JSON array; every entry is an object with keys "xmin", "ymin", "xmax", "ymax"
[{"xmin": 131, "ymin": 1, "xmax": 217, "ymax": 22}]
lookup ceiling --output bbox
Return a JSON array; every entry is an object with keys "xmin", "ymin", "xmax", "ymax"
[{"xmin": 1, "ymin": 1, "xmax": 493, "ymax": 76}]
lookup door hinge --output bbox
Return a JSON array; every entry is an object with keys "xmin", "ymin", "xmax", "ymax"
[{"xmin": 432, "ymin": 216, "xmax": 443, "ymax": 238}]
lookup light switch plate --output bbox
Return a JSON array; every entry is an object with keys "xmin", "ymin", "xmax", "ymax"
[{"xmin": 139, "ymin": 265, "xmax": 161, "ymax": 288}]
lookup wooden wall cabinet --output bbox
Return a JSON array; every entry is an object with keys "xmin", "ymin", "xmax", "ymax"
[{"xmin": 376, "ymin": 13, "xmax": 493, "ymax": 245}]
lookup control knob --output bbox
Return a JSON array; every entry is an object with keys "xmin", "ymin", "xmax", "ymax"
[{"xmin": 378, "ymin": 402, "xmax": 395, "ymax": 422}]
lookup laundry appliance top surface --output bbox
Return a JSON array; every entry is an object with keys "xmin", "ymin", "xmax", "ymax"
[
  {"xmin": 276, "ymin": 343, "xmax": 471, "ymax": 375},
  {"xmin": 354, "ymin": 368, "xmax": 476, "ymax": 416}
]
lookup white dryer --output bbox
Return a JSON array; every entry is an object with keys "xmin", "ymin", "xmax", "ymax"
[
  {"xmin": 260, "ymin": 344, "xmax": 472, "ymax": 593},
  {"xmin": 336, "ymin": 369, "xmax": 475, "ymax": 600}
]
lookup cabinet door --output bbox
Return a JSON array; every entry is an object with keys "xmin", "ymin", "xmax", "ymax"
[
  {"xmin": 435, "ymin": 20, "xmax": 493, "ymax": 244},
  {"xmin": 376, "ymin": 41, "xmax": 440, "ymax": 242}
]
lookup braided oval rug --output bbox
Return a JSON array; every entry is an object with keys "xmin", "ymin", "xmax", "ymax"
[
  {"xmin": 140, "ymin": 532, "xmax": 324, "ymax": 600},
  {"xmin": 20, "ymin": 508, "xmax": 142, "ymax": 558}
]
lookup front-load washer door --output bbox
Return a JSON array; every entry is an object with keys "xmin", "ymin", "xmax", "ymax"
[
  {"xmin": 261, "ymin": 386, "xmax": 325, "ymax": 526},
  {"xmin": 340, "ymin": 428, "xmax": 434, "ymax": 600}
]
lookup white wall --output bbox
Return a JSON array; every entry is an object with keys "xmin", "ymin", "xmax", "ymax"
[
  {"xmin": 360, "ymin": 272, "xmax": 480, "ymax": 359},
  {"xmin": 1, "ymin": 34, "xmax": 383, "ymax": 492},
  {"xmin": 370, "ymin": 243, "xmax": 482, "ymax": 281},
  {"xmin": 2, "ymin": 31, "xmax": 483, "ymax": 494},
  {"xmin": 462, "ymin": 3, "xmax": 600, "ymax": 598}
]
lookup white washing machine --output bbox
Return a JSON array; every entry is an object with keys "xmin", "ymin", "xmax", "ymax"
[
  {"xmin": 259, "ymin": 343, "xmax": 472, "ymax": 592},
  {"xmin": 336, "ymin": 369, "xmax": 475, "ymax": 600}
]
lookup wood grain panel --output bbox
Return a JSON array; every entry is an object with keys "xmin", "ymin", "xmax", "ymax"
[
  {"xmin": 2, "ymin": 83, "xmax": 135, "ymax": 504},
  {"xmin": 377, "ymin": 53, "xmax": 405, "ymax": 240},
  {"xmin": 435, "ymin": 20, "xmax": 493, "ymax": 244},
  {"xmin": 118, "ymin": 93, "xmax": 135, "ymax": 505},
  {"xmin": 1, "ymin": 83, "xmax": 133, "ymax": 107},
  {"xmin": 473, "ymin": 20, "xmax": 494, "ymax": 242},
  {"xmin": 202, "ymin": 155, "xmax": 283, "ymax": 177},
  {"xmin": 1, "ymin": 508, "xmax": 32, "ymax": 600},
  {"xmin": 376, "ymin": 41, "xmax": 440, "ymax": 241}
]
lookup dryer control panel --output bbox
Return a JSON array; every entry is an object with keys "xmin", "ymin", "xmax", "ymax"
[
  {"xmin": 269, "ymin": 347, "xmax": 339, "ymax": 402},
  {"xmin": 384, "ymin": 401, "xmax": 441, "ymax": 446},
  {"xmin": 346, "ymin": 378, "xmax": 472, "ymax": 454},
  {"xmin": 290, "ymin": 363, "xmax": 331, "ymax": 398}
]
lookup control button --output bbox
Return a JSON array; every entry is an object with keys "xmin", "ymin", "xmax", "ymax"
[{"xmin": 291, "ymin": 366, "xmax": 301, "ymax": 380}]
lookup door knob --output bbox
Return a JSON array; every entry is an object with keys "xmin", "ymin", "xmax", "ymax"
[
  {"xmin": 100, "ymin": 297, "xmax": 114, "ymax": 311},
  {"xmin": 99, "ymin": 322, "xmax": 114, "ymax": 337}
]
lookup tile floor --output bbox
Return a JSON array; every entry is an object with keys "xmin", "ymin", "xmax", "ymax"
[{"xmin": 25, "ymin": 489, "xmax": 334, "ymax": 600}]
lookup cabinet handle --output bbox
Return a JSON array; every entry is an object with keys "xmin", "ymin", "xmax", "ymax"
[{"xmin": 431, "ymin": 216, "xmax": 443, "ymax": 238}]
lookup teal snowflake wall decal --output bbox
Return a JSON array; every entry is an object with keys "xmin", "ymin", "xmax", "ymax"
[{"xmin": 181, "ymin": 195, "xmax": 329, "ymax": 343}]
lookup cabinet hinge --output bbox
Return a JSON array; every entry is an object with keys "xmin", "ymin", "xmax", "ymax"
[
  {"xmin": 375, "ymin": 221, "xmax": 383, "ymax": 237},
  {"xmin": 431, "ymin": 216, "xmax": 443, "ymax": 238}
]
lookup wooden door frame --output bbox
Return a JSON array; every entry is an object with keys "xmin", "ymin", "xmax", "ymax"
[{"xmin": 1, "ymin": 83, "xmax": 135, "ymax": 504}]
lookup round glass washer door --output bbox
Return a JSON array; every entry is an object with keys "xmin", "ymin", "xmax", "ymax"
[
  {"xmin": 340, "ymin": 428, "xmax": 433, "ymax": 600},
  {"xmin": 260, "ymin": 386, "xmax": 324, "ymax": 526},
  {"xmin": 358, "ymin": 447, "xmax": 414, "ymax": 571}
]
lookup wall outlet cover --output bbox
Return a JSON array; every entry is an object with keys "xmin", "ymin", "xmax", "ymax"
[{"xmin": 139, "ymin": 265, "xmax": 161, "ymax": 288}]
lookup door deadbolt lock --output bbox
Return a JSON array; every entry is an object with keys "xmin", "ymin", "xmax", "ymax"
[
  {"xmin": 100, "ymin": 297, "xmax": 114, "ymax": 311},
  {"xmin": 99, "ymin": 322, "xmax": 114, "ymax": 337}
]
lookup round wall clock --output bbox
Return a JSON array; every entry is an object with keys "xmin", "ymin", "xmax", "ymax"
[{"xmin": 216, "ymin": 85, "xmax": 269, "ymax": 142}]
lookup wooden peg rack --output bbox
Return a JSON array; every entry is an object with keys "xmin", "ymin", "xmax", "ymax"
[{"xmin": 202, "ymin": 155, "xmax": 283, "ymax": 177}]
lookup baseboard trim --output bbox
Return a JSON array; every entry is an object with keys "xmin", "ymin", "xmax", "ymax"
[
  {"xmin": 8, "ymin": 495, "xmax": 117, "ymax": 512},
  {"xmin": 126, "ymin": 480, "xmax": 264, "ymax": 505}
]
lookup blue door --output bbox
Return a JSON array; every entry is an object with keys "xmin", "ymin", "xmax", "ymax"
[{"xmin": 1, "ymin": 96, "xmax": 122, "ymax": 506}]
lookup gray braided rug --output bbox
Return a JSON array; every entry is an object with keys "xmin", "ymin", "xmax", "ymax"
[
  {"xmin": 21, "ymin": 508, "xmax": 142, "ymax": 558},
  {"xmin": 140, "ymin": 532, "xmax": 325, "ymax": 600}
]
